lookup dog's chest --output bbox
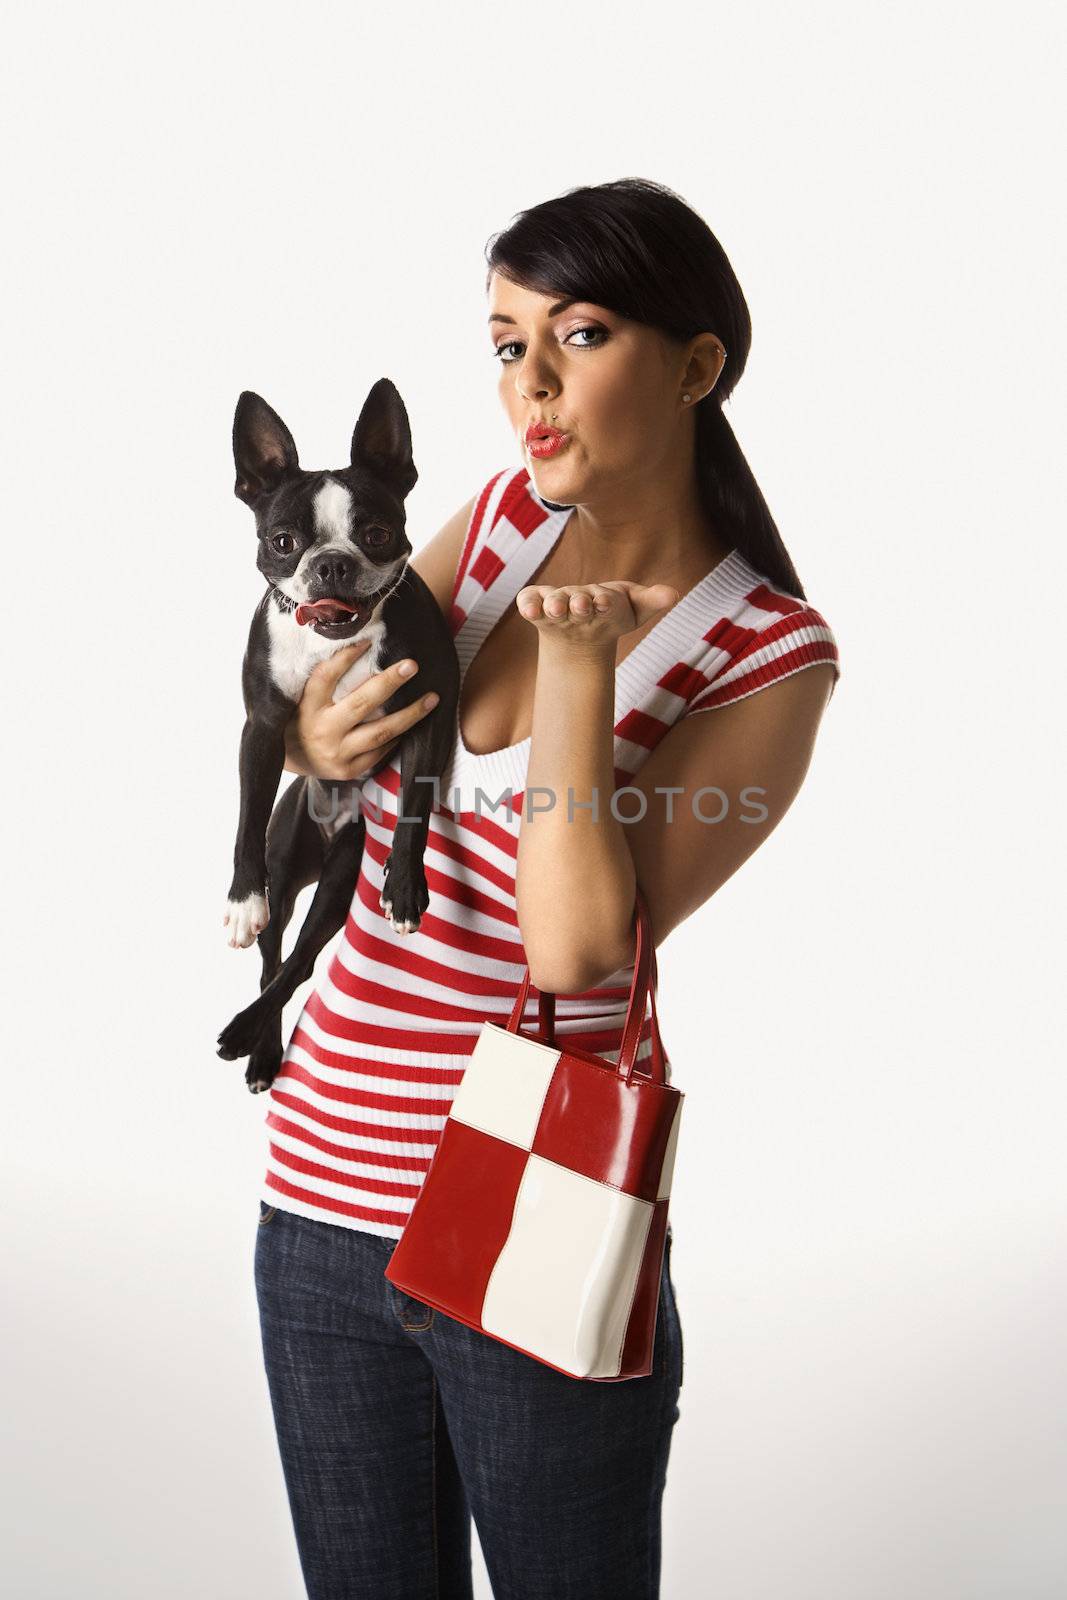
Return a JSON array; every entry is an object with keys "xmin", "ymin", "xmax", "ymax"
[{"xmin": 266, "ymin": 605, "xmax": 389, "ymax": 714}]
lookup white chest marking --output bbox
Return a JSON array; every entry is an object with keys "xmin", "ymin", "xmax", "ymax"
[{"xmin": 265, "ymin": 600, "xmax": 392, "ymax": 712}]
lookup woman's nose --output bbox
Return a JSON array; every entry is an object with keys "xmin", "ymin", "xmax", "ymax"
[{"xmin": 515, "ymin": 350, "xmax": 559, "ymax": 404}]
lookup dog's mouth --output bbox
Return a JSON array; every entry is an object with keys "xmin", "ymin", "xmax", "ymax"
[{"xmin": 294, "ymin": 596, "xmax": 377, "ymax": 637}]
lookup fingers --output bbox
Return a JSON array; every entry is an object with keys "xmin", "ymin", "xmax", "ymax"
[
  {"xmin": 555, "ymin": 586, "xmax": 613, "ymax": 619},
  {"xmin": 345, "ymin": 731, "xmax": 402, "ymax": 780},
  {"xmin": 516, "ymin": 581, "xmax": 680, "ymax": 629},
  {"xmin": 516, "ymin": 584, "xmax": 620, "ymax": 622},
  {"xmin": 337, "ymin": 687, "xmax": 441, "ymax": 768},
  {"xmin": 301, "ymin": 639, "xmax": 374, "ymax": 710},
  {"xmin": 297, "ymin": 645, "xmax": 443, "ymax": 781},
  {"xmin": 332, "ymin": 653, "xmax": 425, "ymax": 728}
]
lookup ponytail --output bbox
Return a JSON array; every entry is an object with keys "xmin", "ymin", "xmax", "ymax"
[{"xmin": 696, "ymin": 400, "xmax": 806, "ymax": 600}]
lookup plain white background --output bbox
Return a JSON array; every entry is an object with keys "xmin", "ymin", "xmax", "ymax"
[{"xmin": 3, "ymin": 4, "xmax": 1064, "ymax": 1596}]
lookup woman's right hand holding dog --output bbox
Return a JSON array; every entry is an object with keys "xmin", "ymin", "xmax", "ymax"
[{"xmin": 283, "ymin": 641, "xmax": 440, "ymax": 780}]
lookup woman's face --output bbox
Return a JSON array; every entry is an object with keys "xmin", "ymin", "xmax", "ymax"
[{"xmin": 487, "ymin": 272, "xmax": 704, "ymax": 508}]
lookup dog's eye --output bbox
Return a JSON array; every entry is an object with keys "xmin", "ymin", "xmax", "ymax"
[
  {"xmin": 270, "ymin": 531, "xmax": 295, "ymax": 555},
  {"xmin": 363, "ymin": 526, "xmax": 391, "ymax": 549}
]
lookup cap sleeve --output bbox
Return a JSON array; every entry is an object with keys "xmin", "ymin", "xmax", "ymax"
[{"xmin": 684, "ymin": 602, "xmax": 840, "ymax": 714}]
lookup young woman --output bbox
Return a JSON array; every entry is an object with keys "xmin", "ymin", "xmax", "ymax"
[{"xmin": 254, "ymin": 177, "xmax": 841, "ymax": 1600}]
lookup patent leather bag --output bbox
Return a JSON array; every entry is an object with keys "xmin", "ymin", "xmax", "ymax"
[{"xmin": 383, "ymin": 887, "xmax": 683, "ymax": 1381}]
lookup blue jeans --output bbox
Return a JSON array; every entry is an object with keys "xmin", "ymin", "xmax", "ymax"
[{"xmin": 254, "ymin": 1202, "xmax": 684, "ymax": 1599}]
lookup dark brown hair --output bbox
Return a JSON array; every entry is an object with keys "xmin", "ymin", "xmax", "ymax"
[{"xmin": 485, "ymin": 177, "xmax": 805, "ymax": 598}]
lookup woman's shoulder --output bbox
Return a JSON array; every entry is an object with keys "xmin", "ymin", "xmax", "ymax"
[{"xmin": 683, "ymin": 550, "xmax": 841, "ymax": 715}]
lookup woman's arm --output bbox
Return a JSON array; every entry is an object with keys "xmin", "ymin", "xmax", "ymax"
[
  {"xmin": 517, "ymin": 634, "xmax": 637, "ymax": 992},
  {"xmin": 515, "ymin": 582, "xmax": 836, "ymax": 993}
]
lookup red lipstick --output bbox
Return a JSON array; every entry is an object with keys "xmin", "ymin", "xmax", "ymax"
[{"xmin": 525, "ymin": 421, "xmax": 570, "ymax": 459}]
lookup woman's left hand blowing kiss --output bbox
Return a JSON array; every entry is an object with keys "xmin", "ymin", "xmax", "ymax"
[{"xmin": 514, "ymin": 580, "xmax": 680, "ymax": 649}]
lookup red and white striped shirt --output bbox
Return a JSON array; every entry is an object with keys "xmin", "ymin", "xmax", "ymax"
[{"xmin": 261, "ymin": 464, "xmax": 841, "ymax": 1237}]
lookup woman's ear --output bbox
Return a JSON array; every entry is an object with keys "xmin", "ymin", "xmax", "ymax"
[{"xmin": 680, "ymin": 333, "xmax": 728, "ymax": 404}]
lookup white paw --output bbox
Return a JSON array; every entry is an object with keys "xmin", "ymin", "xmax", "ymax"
[
  {"xmin": 378, "ymin": 892, "xmax": 417, "ymax": 935},
  {"xmin": 223, "ymin": 892, "xmax": 269, "ymax": 948}
]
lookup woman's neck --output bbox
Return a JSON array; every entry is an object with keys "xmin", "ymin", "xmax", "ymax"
[{"xmin": 548, "ymin": 483, "xmax": 732, "ymax": 591}]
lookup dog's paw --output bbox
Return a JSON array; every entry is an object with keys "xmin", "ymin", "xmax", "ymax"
[
  {"xmin": 223, "ymin": 892, "xmax": 269, "ymax": 948},
  {"xmin": 246, "ymin": 1048, "xmax": 282, "ymax": 1094},
  {"xmin": 217, "ymin": 1002, "xmax": 266, "ymax": 1061},
  {"xmin": 379, "ymin": 858, "xmax": 429, "ymax": 935},
  {"xmin": 379, "ymin": 898, "xmax": 421, "ymax": 935}
]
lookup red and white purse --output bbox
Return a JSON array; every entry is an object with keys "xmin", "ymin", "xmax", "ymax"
[{"xmin": 384, "ymin": 888, "xmax": 683, "ymax": 1381}]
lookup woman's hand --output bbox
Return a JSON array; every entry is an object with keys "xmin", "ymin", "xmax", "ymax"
[
  {"xmin": 283, "ymin": 640, "xmax": 441, "ymax": 781},
  {"xmin": 514, "ymin": 580, "xmax": 680, "ymax": 651}
]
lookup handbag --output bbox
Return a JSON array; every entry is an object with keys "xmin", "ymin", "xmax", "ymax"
[{"xmin": 383, "ymin": 886, "xmax": 683, "ymax": 1381}]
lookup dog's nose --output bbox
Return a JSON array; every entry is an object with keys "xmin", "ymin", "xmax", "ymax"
[{"xmin": 311, "ymin": 550, "xmax": 357, "ymax": 590}]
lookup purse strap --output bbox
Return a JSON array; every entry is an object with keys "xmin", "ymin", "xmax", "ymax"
[{"xmin": 506, "ymin": 886, "xmax": 668, "ymax": 1086}]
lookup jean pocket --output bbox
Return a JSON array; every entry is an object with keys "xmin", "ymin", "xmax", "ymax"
[{"xmin": 258, "ymin": 1200, "xmax": 279, "ymax": 1226}]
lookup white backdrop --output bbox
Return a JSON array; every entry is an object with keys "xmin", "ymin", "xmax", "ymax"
[{"xmin": 3, "ymin": 4, "xmax": 1064, "ymax": 1596}]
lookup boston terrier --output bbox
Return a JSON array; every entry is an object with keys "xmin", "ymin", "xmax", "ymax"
[{"xmin": 216, "ymin": 380, "xmax": 459, "ymax": 1092}]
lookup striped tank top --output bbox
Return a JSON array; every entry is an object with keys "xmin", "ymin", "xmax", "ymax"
[{"xmin": 261, "ymin": 464, "xmax": 841, "ymax": 1237}]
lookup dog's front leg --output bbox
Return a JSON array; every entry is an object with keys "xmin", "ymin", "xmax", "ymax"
[
  {"xmin": 223, "ymin": 712, "xmax": 288, "ymax": 947},
  {"xmin": 379, "ymin": 709, "xmax": 453, "ymax": 933}
]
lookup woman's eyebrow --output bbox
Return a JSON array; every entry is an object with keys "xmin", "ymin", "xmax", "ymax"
[{"xmin": 488, "ymin": 298, "xmax": 584, "ymax": 327}]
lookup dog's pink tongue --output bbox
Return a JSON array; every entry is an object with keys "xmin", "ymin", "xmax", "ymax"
[{"xmin": 295, "ymin": 599, "xmax": 360, "ymax": 627}]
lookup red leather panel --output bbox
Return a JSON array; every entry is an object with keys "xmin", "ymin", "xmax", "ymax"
[
  {"xmin": 531, "ymin": 1053, "xmax": 680, "ymax": 1201},
  {"xmin": 618, "ymin": 1199, "xmax": 670, "ymax": 1377},
  {"xmin": 385, "ymin": 1118, "xmax": 528, "ymax": 1328}
]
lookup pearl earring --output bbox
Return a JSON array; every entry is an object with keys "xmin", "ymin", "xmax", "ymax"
[{"xmin": 682, "ymin": 393, "xmax": 692, "ymax": 404}]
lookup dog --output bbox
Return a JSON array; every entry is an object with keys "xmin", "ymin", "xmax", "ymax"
[{"xmin": 216, "ymin": 380, "xmax": 459, "ymax": 1092}]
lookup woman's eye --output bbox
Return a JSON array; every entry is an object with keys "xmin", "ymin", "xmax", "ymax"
[
  {"xmin": 271, "ymin": 531, "xmax": 295, "ymax": 555},
  {"xmin": 492, "ymin": 325, "xmax": 608, "ymax": 364},
  {"xmin": 566, "ymin": 325, "xmax": 608, "ymax": 350}
]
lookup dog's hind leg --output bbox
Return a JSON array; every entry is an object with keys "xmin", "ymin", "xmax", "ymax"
[
  {"xmin": 217, "ymin": 807, "xmax": 366, "ymax": 1089},
  {"xmin": 233, "ymin": 778, "xmax": 327, "ymax": 1092}
]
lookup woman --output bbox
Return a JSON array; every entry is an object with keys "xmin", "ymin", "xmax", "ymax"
[{"xmin": 254, "ymin": 177, "xmax": 840, "ymax": 1600}]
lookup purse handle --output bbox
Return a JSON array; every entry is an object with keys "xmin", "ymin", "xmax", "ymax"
[{"xmin": 506, "ymin": 886, "xmax": 667, "ymax": 1086}]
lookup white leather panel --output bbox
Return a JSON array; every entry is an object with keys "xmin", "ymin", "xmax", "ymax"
[
  {"xmin": 481, "ymin": 1155, "xmax": 654, "ymax": 1378},
  {"xmin": 447, "ymin": 1022, "xmax": 560, "ymax": 1150}
]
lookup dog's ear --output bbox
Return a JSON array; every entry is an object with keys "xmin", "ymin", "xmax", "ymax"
[
  {"xmin": 233, "ymin": 391, "xmax": 300, "ymax": 504},
  {"xmin": 350, "ymin": 378, "xmax": 418, "ymax": 499}
]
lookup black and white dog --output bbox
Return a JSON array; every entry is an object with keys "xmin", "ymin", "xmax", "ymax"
[{"xmin": 216, "ymin": 380, "xmax": 459, "ymax": 1092}]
